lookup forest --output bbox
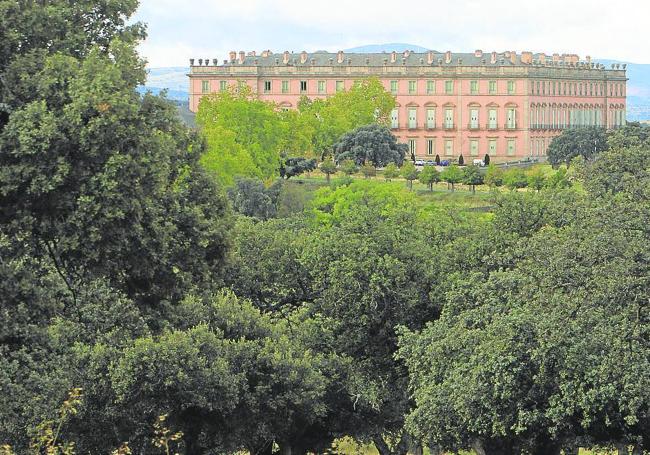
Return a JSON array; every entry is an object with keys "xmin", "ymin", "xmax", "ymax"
[{"xmin": 0, "ymin": 2, "xmax": 648, "ymax": 455}]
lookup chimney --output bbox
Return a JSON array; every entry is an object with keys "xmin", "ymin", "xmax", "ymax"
[
  {"xmin": 504, "ymin": 51, "xmax": 511, "ymax": 58},
  {"xmin": 198, "ymin": 59, "xmax": 203, "ymax": 66},
  {"xmin": 445, "ymin": 51, "xmax": 451, "ymax": 64},
  {"xmin": 585, "ymin": 55, "xmax": 592, "ymax": 63},
  {"xmin": 229, "ymin": 51, "xmax": 236, "ymax": 63},
  {"xmin": 510, "ymin": 51, "xmax": 517, "ymax": 65},
  {"xmin": 390, "ymin": 51, "xmax": 397, "ymax": 63},
  {"xmin": 337, "ymin": 50, "xmax": 344, "ymax": 64},
  {"xmin": 552, "ymin": 53, "xmax": 560, "ymax": 63},
  {"xmin": 521, "ymin": 51, "xmax": 533, "ymax": 64},
  {"xmin": 248, "ymin": 51, "xmax": 256, "ymax": 57},
  {"xmin": 238, "ymin": 51, "xmax": 245, "ymax": 64},
  {"xmin": 204, "ymin": 58, "xmax": 209, "ymax": 66},
  {"xmin": 283, "ymin": 51, "xmax": 290, "ymax": 64},
  {"xmin": 300, "ymin": 51, "xmax": 308, "ymax": 64},
  {"xmin": 212, "ymin": 58, "xmax": 218, "ymax": 65},
  {"xmin": 261, "ymin": 50, "xmax": 270, "ymax": 58},
  {"xmin": 490, "ymin": 51, "xmax": 497, "ymax": 64},
  {"xmin": 403, "ymin": 50, "xmax": 410, "ymax": 58},
  {"xmin": 190, "ymin": 58, "xmax": 195, "ymax": 66},
  {"xmin": 474, "ymin": 49, "xmax": 483, "ymax": 58},
  {"xmin": 427, "ymin": 51, "xmax": 434, "ymax": 64},
  {"xmin": 539, "ymin": 53, "xmax": 546, "ymax": 64}
]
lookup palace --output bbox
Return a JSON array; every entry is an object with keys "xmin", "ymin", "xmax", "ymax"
[{"xmin": 188, "ymin": 49, "xmax": 627, "ymax": 161}]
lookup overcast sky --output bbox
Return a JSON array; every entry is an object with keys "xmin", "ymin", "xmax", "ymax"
[{"xmin": 132, "ymin": 0, "xmax": 648, "ymax": 68}]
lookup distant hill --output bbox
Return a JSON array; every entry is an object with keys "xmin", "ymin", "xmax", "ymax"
[{"xmin": 141, "ymin": 45, "xmax": 650, "ymax": 121}]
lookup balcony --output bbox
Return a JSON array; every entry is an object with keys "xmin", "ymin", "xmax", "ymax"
[
  {"xmin": 504, "ymin": 123, "xmax": 517, "ymax": 131},
  {"xmin": 408, "ymin": 122, "xmax": 417, "ymax": 130},
  {"xmin": 443, "ymin": 122, "xmax": 455, "ymax": 131},
  {"xmin": 467, "ymin": 123, "xmax": 481, "ymax": 131},
  {"xmin": 426, "ymin": 123, "xmax": 436, "ymax": 130},
  {"xmin": 485, "ymin": 123, "xmax": 499, "ymax": 131}
]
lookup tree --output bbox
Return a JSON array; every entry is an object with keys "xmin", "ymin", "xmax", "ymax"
[
  {"xmin": 526, "ymin": 167, "xmax": 547, "ymax": 191},
  {"xmin": 440, "ymin": 165, "xmax": 463, "ymax": 191},
  {"xmin": 280, "ymin": 156, "xmax": 317, "ymax": 179},
  {"xmin": 503, "ymin": 168, "xmax": 529, "ymax": 190},
  {"xmin": 401, "ymin": 162, "xmax": 418, "ymax": 190},
  {"xmin": 319, "ymin": 158, "xmax": 337, "ymax": 183},
  {"xmin": 227, "ymin": 178, "xmax": 281, "ymax": 219},
  {"xmin": 458, "ymin": 155, "xmax": 465, "ymax": 166},
  {"xmin": 398, "ymin": 193, "xmax": 650, "ymax": 454},
  {"xmin": 196, "ymin": 84, "xmax": 288, "ymax": 182},
  {"xmin": 484, "ymin": 164, "xmax": 504, "ymax": 188},
  {"xmin": 305, "ymin": 182, "xmax": 439, "ymax": 454},
  {"xmin": 361, "ymin": 162, "xmax": 377, "ymax": 179},
  {"xmin": 606, "ymin": 122, "xmax": 650, "ymax": 150},
  {"xmin": 418, "ymin": 166, "xmax": 440, "ymax": 191},
  {"xmin": 544, "ymin": 168, "xmax": 571, "ymax": 189},
  {"xmin": 483, "ymin": 154, "xmax": 491, "ymax": 165},
  {"xmin": 383, "ymin": 163, "xmax": 400, "ymax": 181},
  {"xmin": 547, "ymin": 127, "xmax": 608, "ymax": 167},
  {"xmin": 298, "ymin": 77, "xmax": 396, "ymax": 155},
  {"xmin": 333, "ymin": 124, "xmax": 407, "ymax": 167},
  {"xmin": 462, "ymin": 166, "xmax": 484, "ymax": 194},
  {"xmin": 340, "ymin": 159, "xmax": 358, "ymax": 177}
]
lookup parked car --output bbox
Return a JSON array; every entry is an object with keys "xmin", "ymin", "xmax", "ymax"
[
  {"xmin": 425, "ymin": 160, "xmax": 436, "ymax": 166},
  {"xmin": 440, "ymin": 160, "xmax": 450, "ymax": 166},
  {"xmin": 473, "ymin": 159, "xmax": 485, "ymax": 167},
  {"xmin": 414, "ymin": 159, "xmax": 425, "ymax": 166}
]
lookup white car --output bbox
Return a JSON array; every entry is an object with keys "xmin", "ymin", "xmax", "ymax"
[
  {"xmin": 473, "ymin": 159, "xmax": 485, "ymax": 167},
  {"xmin": 414, "ymin": 159, "xmax": 425, "ymax": 166}
]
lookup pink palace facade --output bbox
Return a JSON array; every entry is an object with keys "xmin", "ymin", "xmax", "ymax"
[{"xmin": 188, "ymin": 49, "xmax": 627, "ymax": 161}]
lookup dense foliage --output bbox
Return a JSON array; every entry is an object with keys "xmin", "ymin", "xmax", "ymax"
[{"xmin": 2, "ymin": 2, "xmax": 649, "ymax": 455}]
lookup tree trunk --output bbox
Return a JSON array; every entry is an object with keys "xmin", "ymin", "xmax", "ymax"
[
  {"xmin": 373, "ymin": 436, "xmax": 392, "ymax": 455},
  {"xmin": 450, "ymin": 183, "xmax": 455, "ymax": 192},
  {"xmin": 616, "ymin": 443, "xmax": 629, "ymax": 455},
  {"xmin": 472, "ymin": 184, "xmax": 476, "ymax": 194},
  {"xmin": 471, "ymin": 439, "xmax": 487, "ymax": 455},
  {"xmin": 326, "ymin": 173, "xmax": 331, "ymax": 183},
  {"xmin": 427, "ymin": 443, "xmax": 444, "ymax": 455}
]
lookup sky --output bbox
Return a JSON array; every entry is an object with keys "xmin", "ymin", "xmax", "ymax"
[{"xmin": 132, "ymin": 0, "xmax": 649, "ymax": 68}]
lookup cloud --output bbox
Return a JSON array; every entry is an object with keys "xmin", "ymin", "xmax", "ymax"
[{"xmin": 132, "ymin": 0, "xmax": 649, "ymax": 67}]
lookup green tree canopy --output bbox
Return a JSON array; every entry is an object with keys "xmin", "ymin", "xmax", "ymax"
[
  {"xmin": 547, "ymin": 127, "xmax": 608, "ymax": 167},
  {"xmin": 440, "ymin": 165, "xmax": 463, "ymax": 191},
  {"xmin": 418, "ymin": 166, "xmax": 440, "ymax": 191},
  {"xmin": 333, "ymin": 124, "xmax": 407, "ymax": 167},
  {"xmin": 461, "ymin": 165, "xmax": 484, "ymax": 193}
]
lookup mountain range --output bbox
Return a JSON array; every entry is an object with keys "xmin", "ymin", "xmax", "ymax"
[{"xmin": 140, "ymin": 44, "xmax": 650, "ymax": 121}]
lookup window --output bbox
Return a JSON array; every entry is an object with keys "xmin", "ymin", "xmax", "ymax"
[
  {"xmin": 426, "ymin": 138, "xmax": 434, "ymax": 156},
  {"xmin": 281, "ymin": 80, "xmax": 289, "ymax": 93},
  {"xmin": 507, "ymin": 139, "xmax": 516, "ymax": 156},
  {"xmin": 390, "ymin": 80, "xmax": 398, "ymax": 94},
  {"xmin": 444, "ymin": 108, "xmax": 454, "ymax": 129},
  {"xmin": 300, "ymin": 80, "xmax": 307, "ymax": 93},
  {"xmin": 470, "ymin": 139, "xmax": 479, "ymax": 156},
  {"xmin": 408, "ymin": 139, "xmax": 416, "ymax": 156},
  {"xmin": 336, "ymin": 80, "xmax": 344, "ymax": 92},
  {"xmin": 408, "ymin": 80, "xmax": 417, "ymax": 95},
  {"xmin": 488, "ymin": 109, "xmax": 497, "ymax": 129},
  {"xmin": 469, "ymin": 108, "xmax": 479, "ymax": 129},
  {"xmin": 408, "ymin": 108, "xmax": 417, "ymax": 129},
  {"xmin": 263, "ymin": 80, "xmax": 272, "ymax": 93},
  {"xmin": 318, "ymin": 80, "xmax": 326, "ymax": 94},
  {"xmin": 391, "ymin": 109, "xmax": 399, "ymax": 129},
  {"xmin": 445, "ymin": 80, "xmax": 453, "ymax": 94},
  {"xmin": 426, "ymin": 108, "xmax": 435, "ymax": 129},
  {"xmin": 489, "ymin": 80, "xmax": 497, "ymax": 95},
  {"xmin": 201, "ymin": 80, "xmax": 210, "ymax": 93},
  {"xmin": 444, "ymin": 139, "xmax": 453, "ymax": 156},
  {"xmin": 507, "ymin": 81, "xmax": 515, "ymax": 95},
  {"xmin": 536, "ymin": 81, "xmax": 540, "ymax": 95},
  {"xmin": 470, "ymin": 80, "xmax": 478, "ymax": 95},
  {"xmin": 506, "ymin": 108, "xmax": 516, "ymax": 129},
  {"xmin": 426, "ymin": 80, "xmax": 435, "ymax": 94},
  {"xmin": 489, "ymin": 139, "xmax": 497, "ymax": 156},
  {"xmin": 219, "ymin": 80, "xmax": 228, "ymax": 91}
]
